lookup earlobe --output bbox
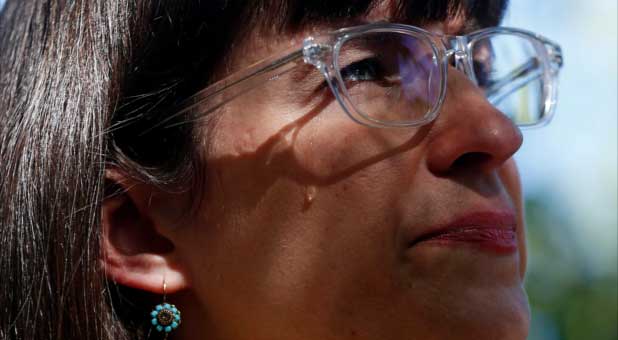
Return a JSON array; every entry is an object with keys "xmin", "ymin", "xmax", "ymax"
[{"xmin": 101, "ymin": 169, "xmax": 190, "ymax": 294}]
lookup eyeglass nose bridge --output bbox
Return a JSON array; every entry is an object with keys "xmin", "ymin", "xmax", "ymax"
[{"xmin": 443, "ymin": 36, "xmax": 479, "ymax": 86}]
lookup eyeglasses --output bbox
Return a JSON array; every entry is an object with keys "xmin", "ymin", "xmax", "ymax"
[{"xmin": 170, "ymin": 22, "xmax": 563, "ymax": 129}]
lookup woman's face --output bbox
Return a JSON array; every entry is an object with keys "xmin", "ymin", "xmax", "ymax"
[{"xmin": 165, "ymin": 10, "xmax": 529, "ymax": 340}]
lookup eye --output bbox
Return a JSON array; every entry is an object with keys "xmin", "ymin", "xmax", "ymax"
[
  {"xmin": 339, "ymin": 57, "xmax": 400, "ymax": 86},
  {"xmin": 472, "ymin": 41, "xmax": 497, "ymax": 88},
  {"xmin": 473, "ymin": 59, "xmax": 496, "ymax": 88}
]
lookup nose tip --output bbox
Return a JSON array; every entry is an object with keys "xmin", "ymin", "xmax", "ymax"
[
  {"xmin": 468, "ymin": 116, "xmax": 523, "ymax": 173},
  {"xmin": 425, "ymin": 83, "xmax": 524, "ymax": 175}
]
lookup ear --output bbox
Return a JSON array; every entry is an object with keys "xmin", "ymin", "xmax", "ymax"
[{"xmin": 101, "ymin": 168, "xmax": 191, "ymax": 294}]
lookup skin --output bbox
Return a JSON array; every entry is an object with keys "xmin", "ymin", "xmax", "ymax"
[{"xmin": 102, "ymin": 6, "xmax": 530, "ymax": 340}]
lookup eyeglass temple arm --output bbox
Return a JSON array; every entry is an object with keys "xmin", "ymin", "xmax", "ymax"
[
  {"xmin": 486, "ymin": 41, "xmax": 563, "ymax": 105},
  {"xmin": 485, "ymin": 58, "xmax": 541, "ymax": 104},
  {"xmin": 155, "ymin": 48, "xmax": 305, "ymax": 130}
]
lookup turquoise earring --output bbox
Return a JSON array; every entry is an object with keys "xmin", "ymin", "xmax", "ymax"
[{"xmin": 150, "ymin": 279, "xmax": 181, "ymax": 338}]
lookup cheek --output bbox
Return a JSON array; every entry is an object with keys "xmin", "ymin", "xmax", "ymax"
[
  {"xmin": 210, "ymin": 93, "xmax": 418, "ymax": 185},
  {"xmin": 182, "ymin": 106, "xmax": 425, "ymax": 338},
  {"xmin": 291, "ymin": 111, "xmax": 423, "ymax": 183},
  {"xmin": 192, "ymin": 103, "xmax": 422, "ymax": 283}
]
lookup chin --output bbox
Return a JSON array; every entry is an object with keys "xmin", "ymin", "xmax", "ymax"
[
  {"xmin": 410, "ymin": 284, "xmax": 531, "ymax": 340},
  {"xmin": 462, "ymin": 286, "xmax": 531, "ymax": 340},
  {"xmin": 497, "ymin": 293, "xmax": 530, "ymax": 340}
]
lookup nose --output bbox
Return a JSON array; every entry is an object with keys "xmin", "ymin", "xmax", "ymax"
[{"xmin": 425, "ymin": 68, "xmax": 523, "ymax": 175}]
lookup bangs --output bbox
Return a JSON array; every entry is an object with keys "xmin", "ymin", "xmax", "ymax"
[{"xmin": 245, "ymin": 0, "xmax": 510, "ymax": 32}]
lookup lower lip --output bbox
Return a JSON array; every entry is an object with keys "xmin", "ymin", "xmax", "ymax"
[{"xmin": 417, "ymin": 227, "xmax": 518, "ymax": 254}]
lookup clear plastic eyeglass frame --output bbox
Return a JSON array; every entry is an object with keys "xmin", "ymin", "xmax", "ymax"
[{"xmin": 169, "ymin": 22, "xmax": 563, "ymax": 129}]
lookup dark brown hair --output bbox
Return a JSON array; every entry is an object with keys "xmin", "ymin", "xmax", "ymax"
[{"xmin": 0, "ymin": 1, "xmax": 508, "ymax": 339}]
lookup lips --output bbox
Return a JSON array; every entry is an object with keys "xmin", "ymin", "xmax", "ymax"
[{"xmin": 410, "ymin": 211, "xmax": 518, "ymax": 254}]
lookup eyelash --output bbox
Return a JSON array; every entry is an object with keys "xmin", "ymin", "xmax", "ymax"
[
  {"xmin": 327, "ymin": 57, "xmax": 400, "ymax": 89},
  {"xmin": 340, "ymin": 58, "xmax": 385, "ymax": 82}
]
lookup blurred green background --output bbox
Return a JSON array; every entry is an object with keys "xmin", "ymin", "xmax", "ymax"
[
  {"xmin": 504, "ymin": 1, "xmax": 617, "ymax": 339},
  {"xmin": 0, "ymin": 0, "xmax": 616, "ymax": 339}
]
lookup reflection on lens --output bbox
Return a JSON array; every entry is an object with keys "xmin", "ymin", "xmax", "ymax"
[
  {"xmin": 472, "ymin": 34, "xmax": 546, "ymax": 126},
  {"xmin": 337, "ymin": 31, "xmax": 440, "ymax": 124}
]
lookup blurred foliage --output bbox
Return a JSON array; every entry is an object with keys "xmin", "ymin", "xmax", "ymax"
[{"xmin": 525, "ymin": 196, "xmax": 618, "ymax": 340}]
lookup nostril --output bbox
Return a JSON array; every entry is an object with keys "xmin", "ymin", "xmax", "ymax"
[{"xmin": 451, "ymin": 152, "xmax": 492, "ymax": 171}]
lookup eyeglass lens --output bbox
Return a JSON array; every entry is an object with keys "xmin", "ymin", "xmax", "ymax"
[
  {"xmin": 336, "ymin": 31, "xmax": 548, "ymax": 126},
  {"xmin": 337, "ymin": 32, "xmax": 441, "ymax": 124},
  {"xmin": 472, "ymin": 34, "xmax": 546, "ymax": 125}
]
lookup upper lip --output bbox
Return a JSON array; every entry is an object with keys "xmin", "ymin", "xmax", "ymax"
[{"xmin": 409, "ymin": 210, "xmax": 517, "ymax": 247}]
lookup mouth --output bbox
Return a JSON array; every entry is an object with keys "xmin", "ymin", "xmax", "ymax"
[{"xmin": 409, "ymin": 211, "xmax": 518, "ymax": 255}]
